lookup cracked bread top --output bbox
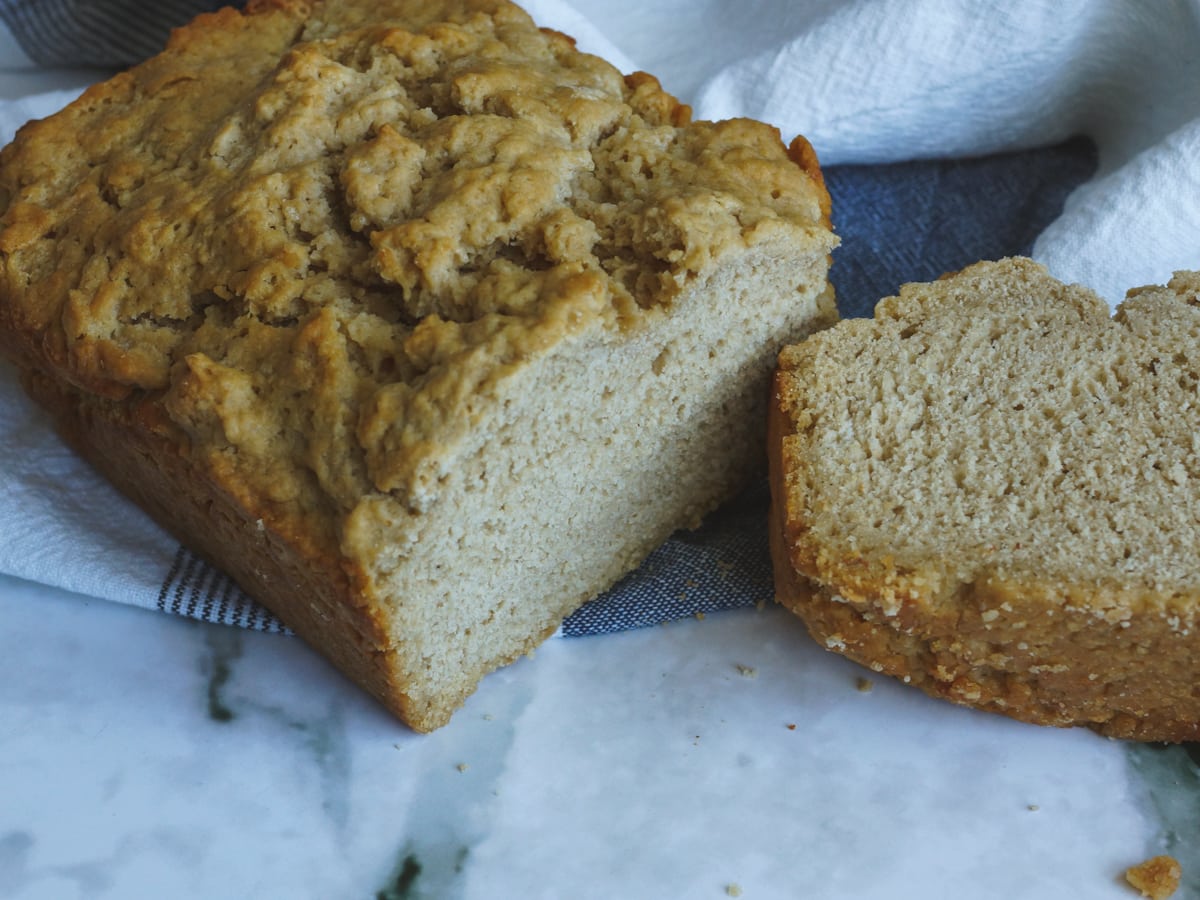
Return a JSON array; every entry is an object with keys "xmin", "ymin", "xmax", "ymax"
[{"xmin": 0, "ymin": 0, "xmax": 834, "ymax": 519}]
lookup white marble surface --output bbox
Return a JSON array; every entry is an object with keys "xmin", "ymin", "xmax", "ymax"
[{"xmin": 2, "ymin": 572, "xmax": 1192, "ymax": 900}]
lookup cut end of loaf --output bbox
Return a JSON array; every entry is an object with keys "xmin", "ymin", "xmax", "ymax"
[
  {"xmin": 368, "ymin": 250, "xmax": 837, "ymax": 731},
  {"xmin": 770, "ymin": 257, "xmax": 1200, "ymax": 741}
]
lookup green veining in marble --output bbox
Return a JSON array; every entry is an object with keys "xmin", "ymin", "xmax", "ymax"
[
  {"xmin": 1125, "ymin": 741, "xmax": 1200, "ymax": 896},
  {"xmin": 376, "ymin": 852, "xmax": 422, "ymax": 900},
  {"xmin": 374, "ymin": 844, "xmax": 470, "ymax": 900},
  {"xmin": 372, "ymin": 679, "xmax": 534, "ymax": 898},
  {"xmin": 200, "ymin": 627, "xmax": 242, "ymax": 723},
  {"xmin": 192, "ymin": 619, "xmax": 356, "ymax": 834},
  {"xmin": 292, "ymin": 703, "xmax": 351, "ymax": 833},
  {"xmin": 229, "ymin": 692, "xmax": 353, "ymax": 833}
]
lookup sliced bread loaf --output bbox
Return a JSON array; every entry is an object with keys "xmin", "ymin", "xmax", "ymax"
[
  {"xmin": 0, "ymin": 0, "xmax": 837, "ymax": 730},
  {"xmin": 769, "ymin": 257, "xmax": 1200, "ymax": 741}
]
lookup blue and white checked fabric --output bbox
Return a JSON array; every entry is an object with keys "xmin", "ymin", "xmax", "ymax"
[{"xmin": 0, "ymin": 0, "xmax": 224, "ymax": 67}]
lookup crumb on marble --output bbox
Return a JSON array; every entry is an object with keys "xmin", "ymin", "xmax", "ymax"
[
  {"xmin": 1027, "ymin": 804, "xmax": 1040, "ymax": 812},
  {"xmin": 725, "ymin": 883, "xmax": 743, "ymax": 897},
  {"xmin": 1125, "ymin": 855, "xmax": 1182, "ymax": 899},
  {"xmin": 755, "ymin": 598, "xmax": 767, "ymax": 612},
  {"xmin": 456, "ymin": 763, "xmax": 469, "ymax": 773},
  {"xmin": 695, "ymin": 611, "xmax": 706, "ymax": 621},
  {"xmin": 786, "ymin": 723, "xmax": 796, "ymax": 730},
  {"xmin": 736, "ymin": 664, "xmax": 758, "ymax": 679},
  {"xmin": 856, "ymin": 677, "xmax": 874, "ymax": 692}
]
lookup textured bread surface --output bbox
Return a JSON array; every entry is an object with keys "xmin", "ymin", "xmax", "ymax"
[
  {"xmin": 0, "ymin": 0, "xmax": 837, "ymax": 730},
  {"xmin": 770, "ymin": 257, "xmax": 1200, "ymax": 741}
]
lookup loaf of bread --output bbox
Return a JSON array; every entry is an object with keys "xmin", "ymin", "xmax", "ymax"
[
  {"xmin": 0, "ymin": 0, "xmax": 837, "ymax": 730},
  {"xmin": 769, "ymin": 257, "xmax": 1200, "ymax": 741}
]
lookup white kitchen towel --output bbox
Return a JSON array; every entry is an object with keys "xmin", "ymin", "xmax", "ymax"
[
  {"xmin": 0, "ymin": 0, "xmax": 1195, "ymax": 635},
  {"xmin": 678, "ymin": 0, "xmax": 1200, "ymax": 303}
]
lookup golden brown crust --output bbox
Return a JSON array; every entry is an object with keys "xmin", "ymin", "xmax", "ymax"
[
  {"xmin": 786, "ymin": 135, "xmax": 831, "ymax": 227},
  {"xmin": 769, "ymin": 259, "xmax": 1200, "ymax": 742}
]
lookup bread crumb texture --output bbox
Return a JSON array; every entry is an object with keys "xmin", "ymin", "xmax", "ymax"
[
  {"xmin": 0, "ymin": 0, "xmax": 835, "ymax": 730},
  {"xmin": 1125, "ymin": 855, "xmax": 1182, "ymax": 900},
  {"xmin": 770, "ymin": 258, "xmax": 1200, "ymax": 741}
]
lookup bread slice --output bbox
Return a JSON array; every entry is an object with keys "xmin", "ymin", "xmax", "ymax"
[
  {"xmin": 0, "ymin": 0, "xmax": 837, "ymax": 730},
  {"xmin": 769, "ymin": 257, "xmax": 1200, "ymax": 741}
]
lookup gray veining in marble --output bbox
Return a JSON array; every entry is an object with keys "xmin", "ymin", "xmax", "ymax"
[{"xmin": 1126, "ymin": 743, "xmax": 1200, "ymax": 897}]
